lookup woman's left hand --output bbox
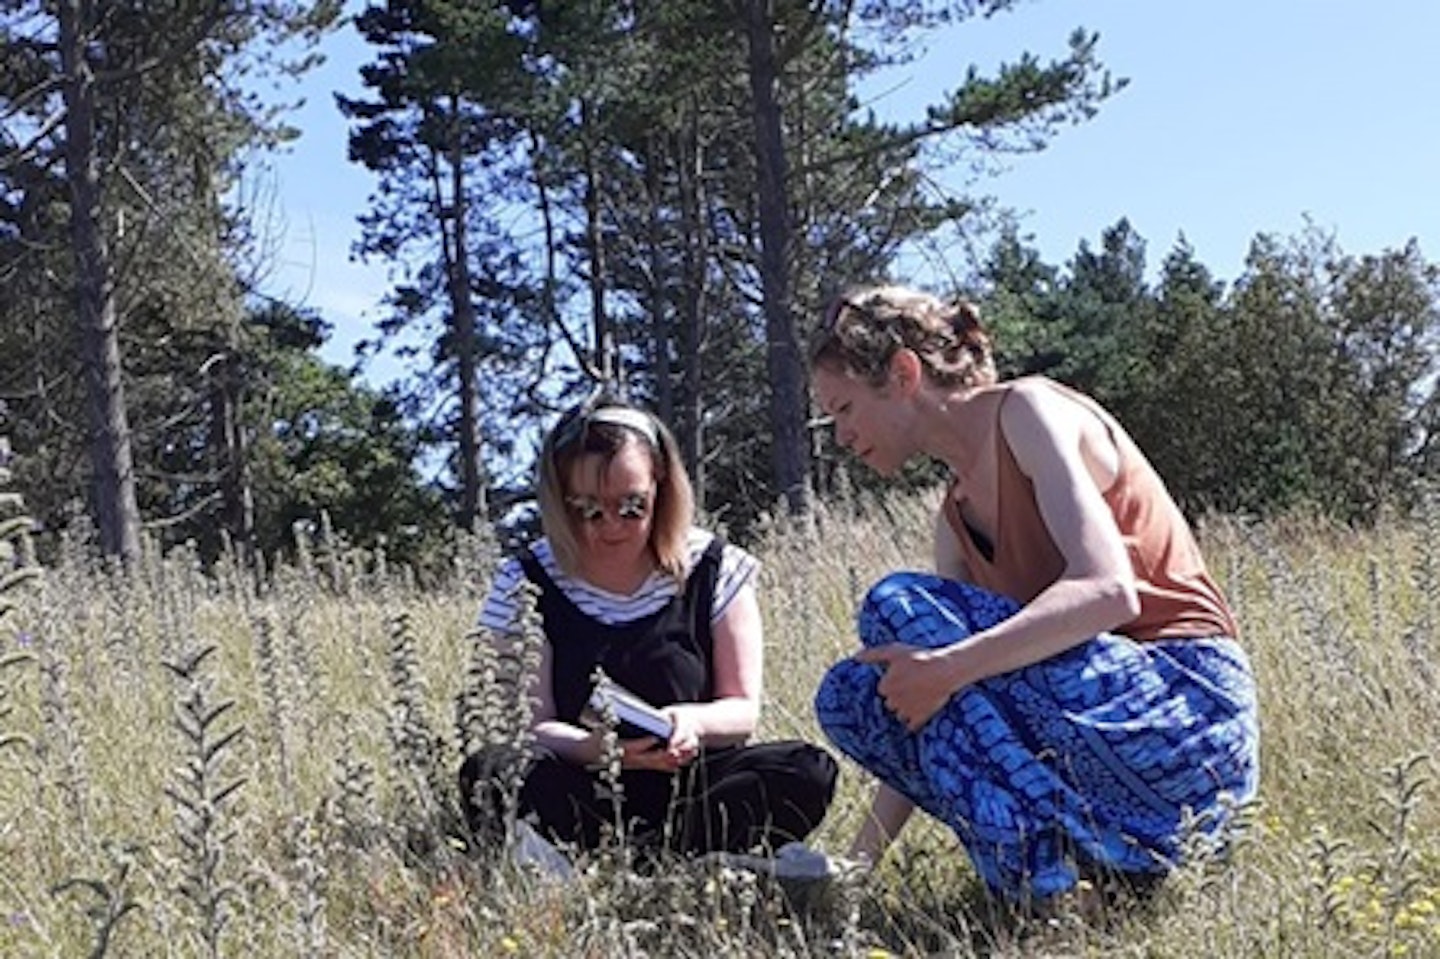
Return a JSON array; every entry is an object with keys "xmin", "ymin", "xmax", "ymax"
[
  {"xmin": 855, "ymin": 644, "xmax": 959, "ymax": 731},
  {"xmin": 661, "ymin": 706, "xmax": 702, "ymax": 768}
]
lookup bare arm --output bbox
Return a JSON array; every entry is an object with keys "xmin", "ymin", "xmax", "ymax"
[
  {"xmin": 862, "ymin": 384, "xmax": 1141, "ymax": 729},
  {"xmin": 943, "ymin": 383, "xmax": 1140, "ymax": 682},
  {"xmin": 522, "ymin": 639, "xmax": 607, "ymax": 766},
  {"xmin": 668, "ymin": 579, "xmax": 763, "ymax": 746}
]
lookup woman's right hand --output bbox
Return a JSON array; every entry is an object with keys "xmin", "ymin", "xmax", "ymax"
[
  {"xmin": 573, "ymin": 727, "xmax": 689, "ymax": 772},
  {"xmin": 601, "ymin": 731, "xmax": 696, "ymax": 771},
  {"xmin": 618, "ymin": 735, "xmax": 688, "ymax": 772}
]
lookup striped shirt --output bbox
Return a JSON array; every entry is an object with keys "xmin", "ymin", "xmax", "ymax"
[{"xmin": 477, "ymin": 528, "xmax": 759, "ymax": 634}]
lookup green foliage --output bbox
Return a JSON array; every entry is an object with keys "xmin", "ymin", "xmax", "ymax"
[
  {"xmin": 0, "ymin": 0, "xmax": 343, "ymax": 560},
  {"xmin": 241, "ymin": 304, "xmax": 452, "ymax": 569},
  {"xmin": 979, "ymin": 221, "xmax": 1440, "ymax": 523}
]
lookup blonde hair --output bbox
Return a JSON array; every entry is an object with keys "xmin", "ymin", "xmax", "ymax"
[
  {"xmin": 809, "ymin": 284, "xmax": 996, "ymax": 389},
  {"xmin": 537, "ymin": 398, "xmax": 696, "ymax": 581}
]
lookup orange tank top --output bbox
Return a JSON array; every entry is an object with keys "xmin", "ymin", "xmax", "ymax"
[{"xmin": 941, "ymin": 378, "xmax": 1238, "ymax": 641}]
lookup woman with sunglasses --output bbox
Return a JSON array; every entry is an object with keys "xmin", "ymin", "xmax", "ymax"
[
  {"xmin": 809, "ymin": 285, "xmax": 1259, "ymax": 906},
  {"xmin": 460, "ymin": 395, "xmax": 837, "ymax": 860}
]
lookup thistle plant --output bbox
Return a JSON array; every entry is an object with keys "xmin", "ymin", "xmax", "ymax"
[
  {"xmin": 1309, "ymin": 826, "xmax": 1353, "ymax": 931},
  {"xmin": 291, "ymin": 518, "xmax": 315, "ymax": 580},
  {"xmin": 384, "ymin": 612, "xmax": 449, "ymax": 818},
  {"xmin": 249, "ymin": 615, "xmax": 294, "ymax": 800},
  {"xmin": 586, "ymin": 666, "xmax": 627, "ymax": 856},
  {"xmin": 34, "ymin": 613, "xmax": 92, "ymax": 844},
  {"xmin": 162, "ymin": 644, "xmax": 246, "ymax": 959},
  {"xmin": 50, "ymin": 841, "xmax": 143, "ymax": 959},
  {"xmin": 1370, "ymin": 753, "xmax": 1430, "ymax": 941},
  {"xmin": 454, "ymin": 626, "xmax": 506, "ymax": 764},
  {"xmin": 327, "ymin": 717, "xmax": 382, "ymax": 848},
  {"xmin": 0, "ymin": 492, "xmax": 39, "ymax": 755},
  {"xmin": 454, "ymin": 578, "xmax": 544, "ymax": 850},
  {"xmin": 1167, "ymin": 790, "xmax": 1262, "ymax": 930},
  {"xmin": 317, "ymin": 511, "xmax": 349, "ymax": 596},
  {"xmin": 0, "ymin": 648, "xmax": 32, "ymax": 753},
  {"xmin": 287, "ymin": 812, "xmax": 328, "ymax": 957},
  {"xmin": 282, "ymin": 604, "xmax": 325, "ymax": 746},
  {"xmin": 1415, "ymin": 490, "xmax": 1440, "ymax": 643}
]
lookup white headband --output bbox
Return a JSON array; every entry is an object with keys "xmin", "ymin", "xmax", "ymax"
[{"xmin": 586, "ymin": 407, "xmax": 660, "ymax": 448}]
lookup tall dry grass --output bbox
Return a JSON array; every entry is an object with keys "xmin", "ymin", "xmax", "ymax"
[{"xmin": 0, "ymin": 492, "xmax": 1437, "ymax": 957}]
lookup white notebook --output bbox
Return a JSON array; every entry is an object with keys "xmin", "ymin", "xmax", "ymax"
[{"xmin": 585, "ymin": 676, "xmax": 674, "ymax": 739}]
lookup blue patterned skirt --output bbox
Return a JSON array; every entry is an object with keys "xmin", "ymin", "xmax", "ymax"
[{"xmin": 814, "ymin": 572, "xmax": 1260, "ymax": 899}]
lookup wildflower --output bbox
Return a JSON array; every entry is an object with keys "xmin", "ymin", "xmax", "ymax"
[
  {"xmin": 500, "ymin": 936, "xmax": 520, "ymax": 953},
  {"xmin": 14, "ymin": 631, "xmax": 33, "ymax": 648}
]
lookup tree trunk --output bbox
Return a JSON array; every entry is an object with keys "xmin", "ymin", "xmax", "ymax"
[
  {"xmin": 742, "ymin": 0, "xmax": 809, "ymax": 514},
  {"xmin": 644, "ymin": 135, "xmax": 675, "ymax": 427},
  {"xmin": 445, "ymin": 107, "xmax": 487, "ymax": 531},
  {"xmin": 211, "ymin": 347, "xmax": 255, "ymax": 565},
  {"xmin": 582, "ymin": 99, "xmax": 612, "ymax": 383},
  {"xmin": 676, "ymin": 111, "xmax": 708, "ymax": 503},
  {"xmin": 59, "ymin": 0, "xmax": 142, "ymax": 562}
]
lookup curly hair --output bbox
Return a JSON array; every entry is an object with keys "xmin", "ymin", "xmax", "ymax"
[{"xmin": 809, "ymin": 284, "xmax": 997, "ymax": 389}]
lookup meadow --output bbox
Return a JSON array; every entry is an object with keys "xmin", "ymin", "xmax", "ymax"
[{"xmin": 1, "ymin": 491, "xmax": 1437, "ymax": 957}]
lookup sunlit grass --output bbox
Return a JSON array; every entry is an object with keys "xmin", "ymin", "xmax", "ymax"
[{"xmin": 0, "ymin": 492, "xmax": 1436, "ymax": 956}]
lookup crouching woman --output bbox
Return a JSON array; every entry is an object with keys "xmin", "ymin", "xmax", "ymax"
[{"xmin": 808, "ymin": 285, "xmax": 1260, "ymax": 902}]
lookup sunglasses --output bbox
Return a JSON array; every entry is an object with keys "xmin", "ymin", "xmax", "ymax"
[
  {"xmin": 813, "ymin": 294, "xmax": 880, "ymax": 354},
  {"xmin": 820, "ymin": 294, "xmax": 865, "ymax": 334},
  {"xmin": 565, "ymin": 491, "xmax": 653, "ymax": 524}
]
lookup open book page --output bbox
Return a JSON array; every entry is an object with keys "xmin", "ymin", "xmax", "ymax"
[{"xmin": 585, "ymin": 676, "xmax": 674, "ymax": 739}]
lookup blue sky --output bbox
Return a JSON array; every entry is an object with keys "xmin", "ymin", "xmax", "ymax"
[{"xmin": 254, "ymin": 1, "xmax": 1440, "ymax": 381}]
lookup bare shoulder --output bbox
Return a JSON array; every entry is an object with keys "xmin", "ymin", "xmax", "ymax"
[
  {"xmin": 997, "ymin": 378, "xmax": 1078, "ymax": 445},
  {"xmin": 1001, "ymin": 379, "xmax": 1120, "ymax": 487},
  {"xmin": 1001, "ymin": 377, "xmax": 1078, "ymax": 416}
]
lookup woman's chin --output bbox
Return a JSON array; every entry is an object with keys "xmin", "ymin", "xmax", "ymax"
[{"xmin": 861, "ymin": 451, "xmax": 898, "ymax": 476}]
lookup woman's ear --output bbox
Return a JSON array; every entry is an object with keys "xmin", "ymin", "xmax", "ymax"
[{"xmin": 888, "ymin": 348, "xmax": 923, "ymax": 395}]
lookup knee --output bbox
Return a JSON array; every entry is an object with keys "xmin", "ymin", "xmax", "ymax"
[
  {"xmin": 459, "ymin": 743, "xmax": 533, "ymax": 794},
  {"xmin": 458, "ymin": 744, "xmax": 523, "ymax": 837},
  {"xmin": 788, "ymin": 745, "xmax": 840, "ymax": 826},
  {"xmin": 792, "ymin": 743, "xmax": 839, "ymax": 797},
  {"xmin": 860, "ymin": 573, "xmax": 1019, "ymax": 650},
  {"xmin": 814, "ymin": 658, "xmax": 880, "ymax": 741},
  {"xmin": 458, "ymin": 743, "xmax": 558, "ymax": 822},
  {"xmin": 857, "ymin": 571, "xmax": 939, "ymax": 647}
]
